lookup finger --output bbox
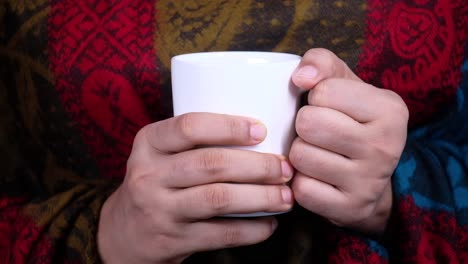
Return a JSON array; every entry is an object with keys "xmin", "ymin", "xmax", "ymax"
[
  {"xmin": 291, "ymin": 173, "xmax": 348, "ymax": 221},
  {"xmin": 289, "ymin": 138, "xmax": 354, "ymax": 189},
  {"xmin": 308, "ymin": 78, "xmax": 392, "ymax": 123},
  {"xmin": 142, "ymin": 113, "xmax": 267, "ymax": 153},
  {"xmin": 295, "ymin": 105, "xmax": 366, "ymax": 158},
  {"xmin": 163, "ymin": 148, "xmax": 293, "ymax": 188},
  {"xmin": 172, "ymin": 183, "xmax": 293, "ymax": 220},
  {"xmin": 292, "ymin": 48, "xmax": 362, "ymax": 90},
  {"xmin": 184, "ymin": 217, "xmax": 277, "ymax": 252}
]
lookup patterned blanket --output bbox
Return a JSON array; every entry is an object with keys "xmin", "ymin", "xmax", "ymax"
[{"xmin": 1, "ymin": 1, "xmax": 467, "ymax": 263}]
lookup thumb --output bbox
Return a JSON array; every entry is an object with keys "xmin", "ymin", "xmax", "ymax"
[{"xmin": 292, "ymin": 48, "xmax": 362, "ymax": 90}]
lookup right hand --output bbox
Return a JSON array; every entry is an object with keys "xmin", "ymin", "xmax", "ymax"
[{"xmin": 97, "ymin": 113, "xmax": 294, "ymax": 264}]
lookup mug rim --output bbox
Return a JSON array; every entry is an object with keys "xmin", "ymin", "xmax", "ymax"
[{"xmin": 171, "ymin": 51, "xmax": 301, "ymax": 65}]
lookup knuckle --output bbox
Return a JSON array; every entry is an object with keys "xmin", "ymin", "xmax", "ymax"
[
  {"xmin": 133, "ymin": 125, "xmax": 148, "ymax": 144},
  {"xmin": 354, "ymin": 190, "xmax": 377, "ymax": 209},
  {"xmin": 150, "ymin": 234, "xmax": 177, "ymax": 257},
  {"xmin": 126, "ymin": 174, "xmax": 146, "ymax": 195},
  {"xmin": 344, "ymin": 191, "xmax": 378, "ymax": 222},
  {"xmin": 133, "ymin": 124, "xmax": 156, "ymax": 150},
  {"xmin": 309, "ymin": 48, "xmax": 336, "ymax": 63},
  {"xmin": 367, "ymin": 144, "xmax": 400, "ymax": 175},
  {"xmin": 312, "ymin": 48, "xmax": 340, "ymax": 73},
  {"xmin": 176, "ymin": 113, "xmax": 198, "ymax": 140},
  {"xmin": 204, "ymin": 184, "xmax": 232, "ymax": 213},
  {"xmin": 259, "ymin": 155, "xmax": 275, "ymax": 178},
  {"xmin": 350, "ymin": 202, "xmax": 374, "ymax": 225},
  {"xmin": 222, "ymin": 225, "xmax": 242, "ymax": 248},
  {"xmin": 125, "ymin": 174, "xmax": 152, "ymax": 207},
  {"xmin": 264, "ymin": 187, "xmax": 280, "ymax": 209},
  {"xmin": 295, "ymin": 107, "xmax": 312, "ymax": 136},
  {"xmin": 170, "ymin": 155, "xmax": 191, "ymax": 178},
  {"xmin": 308, "ymin": 81, "xmax": 329, "ymax": 106},
  {"xmin": 304, "ymin": 48, "xmax": 352, "ymax": 79},
  {"xmin": 198, "ymin": 149, "xmax": 228, "ymax": 174},
  {"xmin": 134, "ymin": 121, "xmax": 170, "ymax": 153},
  {"xmin": 289, "ymin": 141, "xmax": 305, "ymax": 169},
  {"xmin": 395, "ymin": 102, "xmax": 409, "ymax": 124},
  {"xmin": 381, "ymin": 150, "xmax": 401, "ymax": 172},
  {"xmin": 125, "ymin": 153, "xmax": 140, "ymax": 173},
  {"xmin": 383, "ymin": 90, "xmax": 410, "ymax": 123},
  {"xmin": 367, "ymin": 142, "xmax": 384, "ymax": 158},
  {"xmin": 224, "ymin": 117, "xmax": 245, "ymax": 139}
]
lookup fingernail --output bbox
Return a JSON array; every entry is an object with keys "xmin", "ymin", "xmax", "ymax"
[
  {"xmin": 250, "ymin": 123, "xmax": 267, "ymax": 142},
  {"xmin": 281, "ymin": 160, "xmax": 293, "ymax": 180},
  {"xmin": 295, "ymin": 65, "xmax": 318, "ymax": 79},
  {"xmin": 281, "ymin": 187, "xmax": 293, "ymax": 204},
  {"xmin": 271, "ymin": 219, "xmax": 278, "ymax": 231}
]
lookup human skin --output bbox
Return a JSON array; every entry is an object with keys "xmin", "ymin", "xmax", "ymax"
[
  {"xmin": 97, "ymin": 48, "xmax": 409, "ymax": 263},
  {"xmin": 290, "ymin": 48, "xmax": 409, "ymax": 235},
  {"xmin": 98, "ymin": 113, "xmax": 295, "ymax": 264}
]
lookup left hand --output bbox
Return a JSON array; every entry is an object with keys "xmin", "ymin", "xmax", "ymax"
[{"xmin": 289, "ymin": 48, "xmax": 409, "ymax": 235}]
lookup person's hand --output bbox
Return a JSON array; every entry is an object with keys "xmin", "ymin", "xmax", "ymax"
[
  {"xmin": 289, "ymin": 48, "xmax": 409, "ymax": 234},
  {"xmin": 97, "ymin": 113, "xmax": 294, "ymax": 264}
]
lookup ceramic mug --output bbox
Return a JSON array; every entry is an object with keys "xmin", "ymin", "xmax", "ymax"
[{"xmin": 171, "ymin": 51, "xmax": 301, "ymax": 217}]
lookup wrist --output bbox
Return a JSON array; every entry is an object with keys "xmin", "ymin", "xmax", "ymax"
[
  {"xmin": 97, "ymin": 186, "xmax": 184, "ymax": 264},
  {"xmin": 357, "ymin": 182, "xmax": 393, "ymax": 236},
  {"xmin": 98, "ymin": 187, "xmax": 130, "ymax": 264}
]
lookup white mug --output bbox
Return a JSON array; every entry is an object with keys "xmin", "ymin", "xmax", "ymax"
[{"xmin": 171, "ymin": 51, "xmax": 301, "ymax": 217}]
